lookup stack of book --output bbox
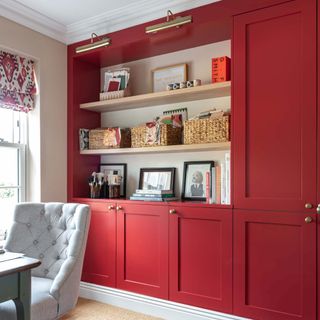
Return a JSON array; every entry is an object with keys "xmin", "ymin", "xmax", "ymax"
[
  {"xmin": 130, "ymin": 189, "xmax": 179, "ymax": 202},
  {"xmin": 211, "ymin": 152, "xmax": 231, "ymax": 204}
]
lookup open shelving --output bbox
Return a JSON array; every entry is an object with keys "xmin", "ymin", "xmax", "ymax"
[
  {"xmin": 80, "ymin": 81, "xmax": 231, "ymax": 113},
  {"xmin": 80, "ymin": 142, "xmax": 231, "ymax": 155}
]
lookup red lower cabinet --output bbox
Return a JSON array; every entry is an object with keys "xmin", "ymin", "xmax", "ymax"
[
  {"xmin": 169, "ymin": 204, "xmax": 232, "ymax": 313},
  {"xmin": 116, "ymin": 202, "xmax": 169, "ymax": 299},
  {"xmin": 81, "ymin": 200, "xmax": 117, "ymax": 287},
  {"xmin": 234, "ymin": 210, "xmax": 316, "ymax": 320}
]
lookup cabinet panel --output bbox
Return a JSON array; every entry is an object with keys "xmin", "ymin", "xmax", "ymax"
[
  {"xmin": 116, "ymin": 202, "xmax": 168, "ymax": 299},
  {"xmin": 81, "ymin": 201, "xmax": 116, "ymax": 287},
  {"xmin": 233, "ymin": 0, "xmax": 317, "ymax": 212},
  {"xmin": 234, "ymin": 210, "xmax": 316, "ymax": 320},
  {"xmin": 169, "ymin": 205, "xmax": 232, "ymax": 312}
]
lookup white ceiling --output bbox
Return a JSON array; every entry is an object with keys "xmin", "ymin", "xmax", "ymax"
[{"xmin": 0, "ymin": 0, "xmax": 221, "ymax": 44}]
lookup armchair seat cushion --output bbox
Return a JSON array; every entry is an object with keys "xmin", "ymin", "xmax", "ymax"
[{"xmin": 0, "ymin": 277, "xmax": 58, "ymax": 320}]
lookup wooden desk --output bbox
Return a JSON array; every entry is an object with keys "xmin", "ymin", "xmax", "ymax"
[{"xmin": 0, "ymin": 255, "xmax": 41, "ymax": 320}]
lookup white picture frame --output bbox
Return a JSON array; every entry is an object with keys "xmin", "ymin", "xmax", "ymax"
[{"xmin": 152, "ymin": 63, "xmax": 187, "ymax": 92}]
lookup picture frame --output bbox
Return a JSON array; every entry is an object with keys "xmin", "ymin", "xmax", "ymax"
[
  {"xmin": 182, "ymin": 161, "xmax": 215, "ymax": 201},
  {"xmin": 152, "ymin": 63, "xmax": 188, "ymax": 92},
  {"xmin": 100, "ymin": 163, "xmax": 127, "ymax": 198},
  {"xmin": 139, "ymin": 167, "xmax": 176, "ymax": 192}
]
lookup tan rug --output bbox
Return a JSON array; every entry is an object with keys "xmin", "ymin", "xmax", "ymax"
[{"xmin": 61, "ymin": 298, "xmax": 162, "ymax": 320}]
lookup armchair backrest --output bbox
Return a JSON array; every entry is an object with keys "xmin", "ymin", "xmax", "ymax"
[{"xmin": 5, "ymin": 202, "xmax": 90, "ymax": 280}]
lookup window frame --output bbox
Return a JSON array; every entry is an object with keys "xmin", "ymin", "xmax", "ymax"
[{"xmin": 0, "ymin": 141, "xmax": 26, "ymax": 202}]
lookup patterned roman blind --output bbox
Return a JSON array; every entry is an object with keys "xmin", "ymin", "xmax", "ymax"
[{"xmin": 0, "ymin": 50, "xmax": 37, "ymax": 112}]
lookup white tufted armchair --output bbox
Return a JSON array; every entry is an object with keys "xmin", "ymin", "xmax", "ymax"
[{"xmin": 0, "ymin": 202, "xmax": 91, "ymax": 320}]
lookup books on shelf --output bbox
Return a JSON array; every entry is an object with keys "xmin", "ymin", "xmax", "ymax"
[
  {"xmin": 211, "ymin": 152, "xmax": 230, "ymax": 205},
  {"xmin": 130, "ymin": 189, "xmax": 178, "ymax": 202}
]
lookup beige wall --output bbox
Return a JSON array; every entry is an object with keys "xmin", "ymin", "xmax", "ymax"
[{"xmin": 0, "ymin": 17, "xmax": 67, "ymax": 202}]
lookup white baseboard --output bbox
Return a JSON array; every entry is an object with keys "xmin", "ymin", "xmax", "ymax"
[{"xmin": 79, "ymin": 282, "xmax": 248, "ymax": 320}]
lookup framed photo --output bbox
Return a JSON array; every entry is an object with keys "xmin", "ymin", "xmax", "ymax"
[
  {"xmin": 152, "ymin": 64, "xmax": 187, "ymax": 92},
  {"xmin": 139, "ymin": 168, "xmax": 175, "ymax": 191},
  {"xmin": 100, "ymin": 163, "xmax": 127, "ymax": 198},
  {"xmin": 182, "ymin": 161, "xmax": 214, "ymax": 201}
]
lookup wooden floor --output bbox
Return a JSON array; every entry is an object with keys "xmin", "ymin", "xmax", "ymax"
[{"xmin": 61, "ymin": 298, "xmax": 162, "ymax": 320}]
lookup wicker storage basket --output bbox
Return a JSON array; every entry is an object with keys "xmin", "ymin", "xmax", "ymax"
[
  {"xmin": 131, "ymin": 124, "xmax": 182, "ymax": 148},
  {"xmin": 184, "ymin": 115, "xmax": 230, "ymax": 144},
  {"xmin": 99, "ymin": 87, "xmax": 130, "ymax": 101},
  {"xmin": 89, "ymin": 128, "xmax": 131, "ymax": 149}
]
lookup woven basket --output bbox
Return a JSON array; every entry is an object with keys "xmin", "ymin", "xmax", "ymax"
[
  {"xmin": 184, "ymin": 115, "xmax": 230, "ymax": 144},
  {"xmin": 131, "ymin": 124, "xmax": 182, "ymax": 148},
  {"xmin": 89, "ymin": 128, "xmax": 131, "ymax": 149}
]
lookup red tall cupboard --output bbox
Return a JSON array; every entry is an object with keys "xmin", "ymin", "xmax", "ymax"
[{"xmin": 232, "ymin": 0, "xmax": 317, "ymax": 319}]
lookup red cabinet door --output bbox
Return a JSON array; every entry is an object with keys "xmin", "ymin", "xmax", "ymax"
[
  {"xmin": 116, "ymin": 202, "xmax": 168, "ymax": 299},
  {"xmin": 169, "ymin": 204, "xmax": 232, "ymax": 313},
  {"xmin": 234, "ymin": 210, "xmax": 316, "ymax": 320},
  {"xmin": 233, "ymin": 0, "xmax": 317, "ymax": 212},
  {"xmin": 81, "ymin": 200, "xmax": 116, "ymax": 287}
]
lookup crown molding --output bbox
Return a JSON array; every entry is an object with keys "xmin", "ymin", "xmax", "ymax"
[
  {"xmin": 0, "ymin": 0, "xmax": 220, "ymax": 45},
  {"xmin": 0, "ymin": 0, "xmax": 67, "ymax": 43},
  {"xmin": 66, "ymin": 0, "xmax": 221, "ymax": 44}
]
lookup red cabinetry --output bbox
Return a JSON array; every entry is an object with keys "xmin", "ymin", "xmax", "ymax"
[
  {"xmin": 80, "ymin": 200, "xmax": 116, "ymax": 287},
  {"xmin": 169, "ymin": 204, "xmax": 232, "ymax": 313},
  {"xmin": 234, "ymin": 210, "xmax": 316, "ymax": 320},
  {"xmin": 232, "ymin": 0, "xmax": 317, "ymax": 319},
  {"xmin": 116, "ymin": 202, "xmax": 168, "ymax": 299},
  {"xmin": 233, "ymin": 0, "xmax": 317, "ymax": 212}
]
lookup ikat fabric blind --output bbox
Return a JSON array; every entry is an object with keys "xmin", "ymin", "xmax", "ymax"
[{"xmin": 0, "ymin": 50, "xmax": 37, "ymax": 112}]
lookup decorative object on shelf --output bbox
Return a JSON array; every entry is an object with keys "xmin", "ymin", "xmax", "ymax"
[
  {"xmin": 152, "ymin": 63, "xmax": 187, "ymax": 92},
  {"xmin": 100, "ymin": 163, "xmax": 127, "ymax": 198},
  {"xmin": 145, "ymin": 10, "xmax": 192, "ymax": 34},
  {"xmin": 75, "ymin": 33, "xmax": 111, "ymax": 54},
  {"xmin": 139, "ymin": 167, "xmax": 176, "ymax": 192},
  {"xmin": 100, "ymin": 68, "xmax": 131, "ymax": 101},
  {"xmin": 131, "ymin": 123, "xmax": 181, "ymax": 148},
  {"xmin": 182, "ymin": 161, "xmax": 215, "ymax": 201},
  {"xmin": 89, "ymin": 127, "xmax": 131, "ymax": 149},
  {"xmin": 212, "ymin": 56, "xmax": 231, "ymax": 83},
  {"xmin": 167, "ymin": 79, "xmax": 201, "ymax": 91},
  {"xmin": 184, "ymin": 110, "xmax": 230, "ymax": 144},
  {"xmin": 161, "ymin": 108, "xmax": 188, "ymax": 126},
  {"xmin": 88, "ymin": 172, "xmax": 107, "ymax": 199},
  {"xmin": 79, "ymin": 128, "xmax": 89, "ymax": 150}
]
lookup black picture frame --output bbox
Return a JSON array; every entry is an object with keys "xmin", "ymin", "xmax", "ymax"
[
  {"xmin": 139, "ymin": 167, "xmax": 176, "ymax": 192},
  {"xmin": 182, "ymin": 161, "xmax": 215, "ymax": 201},
  {"xmin": 100, "ymin": 163, "xmax": 127, "ymax": 198}
]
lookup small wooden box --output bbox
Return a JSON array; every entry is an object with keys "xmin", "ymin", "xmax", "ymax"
[
  {"xmin": 212, "ymin": 56, "xmax": 231, "ymax": 83},
  {"xmin": 89, "ymin": 128, "xmax": 131, "ymax": 149}
]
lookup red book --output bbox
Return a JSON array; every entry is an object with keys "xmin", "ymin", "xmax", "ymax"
[{"xmin": 212, "ymin": 56, "xmax": 231, "ymax": 83}]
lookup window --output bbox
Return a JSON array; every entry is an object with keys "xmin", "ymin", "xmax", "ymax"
[{"xmin": 0, "ymin": 108, "xmax": 27, "ymax": 240}]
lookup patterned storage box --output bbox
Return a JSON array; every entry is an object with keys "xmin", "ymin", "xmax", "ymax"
[
  {"xmin": 89, "ymin": 128, "xmax": 131, "ymax": 149},
  {"xmin": 184, "ymin": 115, "xmax": 230, "ymax": 144},
  {"xmin": 131, "ymin": 124, "xmax": 182, "ymax": 148}
]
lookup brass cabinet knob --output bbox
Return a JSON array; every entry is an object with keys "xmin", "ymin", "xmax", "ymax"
[
  {"xmin": 305, "ymin": 203, "xmax": 313, "ymax": 209},
  {"xmin": 169, "ymin": 209, "xmax": 177, "ymax": 215},
  {"xmin": 317, "ymin": 204, "xmax": 320, "ymax": 213},
  {"xmin": 116, "ymin": 205, "xmax": 123, "ymax": 211},
  {"xmin": 305, "ymin": 216, "xmax": 313, "ymax": 224},
  {"xmin": 108, "ymin": 205, "xmax": 115, "ymax": 210}
]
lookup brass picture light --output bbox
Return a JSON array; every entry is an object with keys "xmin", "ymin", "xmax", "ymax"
[
  {"xmin": 145, "ymin": 10, "xmax": 192, "ymax": 34},
  {"xmin": 75, "ymin": 33, "xmax": 111, "ymax": 54}
]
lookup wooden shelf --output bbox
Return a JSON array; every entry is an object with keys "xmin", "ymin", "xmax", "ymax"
[
  {"xmin": 80, "ymin": 142, "xmax": 230, "ymax": 155},
  {"xmin": 80, "ymin": 82, "xmax": 231, "ymax": 113}
]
